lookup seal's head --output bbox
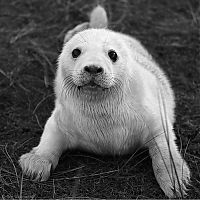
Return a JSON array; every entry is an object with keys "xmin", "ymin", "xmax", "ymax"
[{"xmin": 58, "ymin": 29, "xmax": 129, "ymax": 101}]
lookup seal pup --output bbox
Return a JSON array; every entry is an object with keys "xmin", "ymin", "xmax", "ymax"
[{"xmin": 19, "ymin": 5, "xmax": 190, "ymax": 198}]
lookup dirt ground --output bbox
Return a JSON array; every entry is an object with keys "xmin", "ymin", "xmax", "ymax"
[{"xmin": 0, "ymin": 0, "xmax": 199, "ymax": 199}]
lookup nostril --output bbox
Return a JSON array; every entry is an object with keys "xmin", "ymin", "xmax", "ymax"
[
  {"xmin": 97, "ymin": 67, "xmax": 103, "ymax": 74},
  {"xmin": 84, "ymin": 66, "xmax": 90, "ymax": 73},
  {"xmin": 84, "ymin": 65, "xmax": 103, "ymax": 75}
]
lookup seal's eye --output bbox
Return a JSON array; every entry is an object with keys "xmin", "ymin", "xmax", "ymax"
[
  {"xmin": 108, "ymin": 50, "xmax": 118, "ymax": 62},
  {"xmin": 72, "ymin": 48, "xmax": 81, "ymax": 58}
]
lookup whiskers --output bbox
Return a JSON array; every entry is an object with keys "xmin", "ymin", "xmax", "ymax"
[
  {"xmin": 61, "ymin": 70, "xmax": 125, "ymax": 103},
  {"xmin": 62, "ymin": 73, "xmax": 79, "ymax": 99},
  {"xmin": 108, "ymin": 75, "xmax": 124, "ymax": 100}
]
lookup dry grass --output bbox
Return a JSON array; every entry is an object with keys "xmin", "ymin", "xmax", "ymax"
[{"xmin": 0, "ymin": 0, "xmax": 200, "ymax": 199}]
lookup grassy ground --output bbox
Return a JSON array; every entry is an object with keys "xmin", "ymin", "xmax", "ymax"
[{"xmin": 0, "ymin": 0, "xmax": 200, "ymax": 199}]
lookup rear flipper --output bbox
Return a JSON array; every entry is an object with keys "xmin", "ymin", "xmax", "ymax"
[{"xmin": 64, "ymin": 5, "xmax": 108, "ymax": 43}]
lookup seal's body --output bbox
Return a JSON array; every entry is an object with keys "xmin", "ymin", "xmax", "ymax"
[{"xmin": 20, "ymin": 6, "xmax": 190, "ymax": 198}]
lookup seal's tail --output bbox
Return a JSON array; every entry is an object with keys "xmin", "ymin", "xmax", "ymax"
[{"xmin": 89, "ymin": 5, "xmax": 108, "ymax": 28}]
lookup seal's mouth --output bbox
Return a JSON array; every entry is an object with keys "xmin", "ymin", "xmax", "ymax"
[{"xmin": 77, "ymin": 80, "xmax": 107, "ymax": 91}]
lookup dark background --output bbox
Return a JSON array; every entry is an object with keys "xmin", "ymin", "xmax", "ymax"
[{"xmin": 0, "ymin": 0, "xmax": 199, "ymax": 198}]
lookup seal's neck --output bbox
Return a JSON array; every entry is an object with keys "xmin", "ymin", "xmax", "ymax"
[{"xmin": 73, "ymin": 94, "xmax": 123, "ymax": 119}]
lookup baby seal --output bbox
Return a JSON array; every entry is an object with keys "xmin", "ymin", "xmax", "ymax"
[{"xmin": 19, "ymin": 5, "xmax": 190, "ymax": 198}]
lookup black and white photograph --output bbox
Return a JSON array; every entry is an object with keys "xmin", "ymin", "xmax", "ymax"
[{"xmin": 0, "ymin": 0, "xmax": 199, "ymax": 199}]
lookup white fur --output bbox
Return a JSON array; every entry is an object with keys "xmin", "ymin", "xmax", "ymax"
[{"xmin": 19, "ymin": 6, "xmax": 190, "ymax": 198}]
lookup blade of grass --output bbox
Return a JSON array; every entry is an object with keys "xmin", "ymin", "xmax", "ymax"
[
  {"xmin": 158, "ymin": 86, "xmax": 184, "ymax": 198},
  {"xmin": 3, "ymin": 144, "xmax": 20, "ymax": 187}
]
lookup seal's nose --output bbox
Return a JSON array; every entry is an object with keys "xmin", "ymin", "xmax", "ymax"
[{"xmin": 84, "ymin": 65, "xmax": 103, "ymax": 75}]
